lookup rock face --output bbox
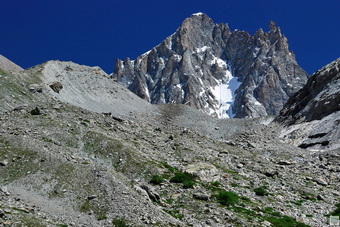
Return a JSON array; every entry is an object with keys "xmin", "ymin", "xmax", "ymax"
[
  {"xmin": 276, "ymin": 58, "xmax": 340, "ymax": 150},
  {"xmin": 113, "ymin": 13, "xmax": 308, "ymax": 118}
]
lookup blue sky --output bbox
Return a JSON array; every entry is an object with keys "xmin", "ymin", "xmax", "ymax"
[{"xmin": 1, "ymin": 0, "xmax": 339, "ymax": 74}]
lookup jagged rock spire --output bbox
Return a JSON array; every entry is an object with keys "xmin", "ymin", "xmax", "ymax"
[{"xmin": 113, "ymin": 14, "xmax": 308, "ymax": 118}]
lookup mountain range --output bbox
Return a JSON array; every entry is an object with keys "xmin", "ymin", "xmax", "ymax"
[{"xmin": 0, "ymin": 13, "xmax": 339, "ymax": 227}]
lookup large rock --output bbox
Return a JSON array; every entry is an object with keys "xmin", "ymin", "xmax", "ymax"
[
  {"xmin": 276, "ymin": 58, "xmax": 340, "ymax": 150},
  {"xmin": 113, "ymin": 13, "xmax": 308, "ymax": 118},
  {"xmin": 185, "ymin": 162, "xmax": 219, "ymax": 182}
]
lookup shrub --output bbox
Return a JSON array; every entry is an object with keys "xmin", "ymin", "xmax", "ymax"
[
  {"xmin": 216, "ymin": 190, "xmax": 239, "ymax": 206},
  {"xmin": 231, "ymin": 182, "xmax": 239, "ymax": 187},
  {"xmin": 182, "ymin": 180, "xmax": 195, "ymax": 188},
  {"xmin": 254, "ymin": 186, "xmax": 269, "ymax": 196},
  {"xmin": 329, "ymin": 203, "xmax": 340, "ymax": 216},
  {"xmin": 150, "ymin": 175, "xmax": 164, "ymax": 185},
  {"xmin": 170, "ymin": 172, "xmax": 196, "ymax": 183},
  {"xmin": 30, "ymin": 107, "xmax": 41, "ymax": 115},
  {"xmin": 211, "ymin": 181, "xmax": 221, "ymax": 187}
]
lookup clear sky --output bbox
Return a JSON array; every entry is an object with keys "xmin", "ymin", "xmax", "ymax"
[{"xmin": 1, "ymin": 0, "xmax": 339, "ymax": 75}]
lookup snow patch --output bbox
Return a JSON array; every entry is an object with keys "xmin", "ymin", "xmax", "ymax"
[
  {"xmin": 144, "ymin": 84, "xmax": 150, "ymax": 101},
  {"xmin": 254, "ymin": 100, "xmax": 262, "ymax": 106},
  {"xmin": 196, "ymin": 46, "xmax": 210, "ymax": 53},
  {"xmin": 192, "ymin": 12, "xmax": 203, "ymax": 16},
  {"xmin": 210, "ymin": 67, "xmax": 241, "ymax": 119},
  {"xmin": 176, "ymin": 83, "xmax": 185, "ymax": 98}
]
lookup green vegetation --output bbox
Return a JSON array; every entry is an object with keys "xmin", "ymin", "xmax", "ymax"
[
  {"xmin": 182, "ymin": 180, "xmax": 195, "ymax": 188},
  {"xmin": 20, "ymin": 215, "xmax": 45, "ymax": 227},
  {"xmin": 170, "ymin": 172, "xmax": 195, "ymax": 183},
  {"xmin": 165, "ymin": 199, "xmax": 174, "ymax": 204},
  {"xmin": 265, "ymin": 215, "xmax": 310, "ymax": 227},
  {"xmin": 170, "ymin": 171, "xmax": 196, "ymax": 188},
  {"xmin": 211, "ymin": 181, "xmax": 221, "ymax": 187},
  {"xmin": 0, "ymin": 141, "xmax": 41, "ymax": 184},
  {"xmin": 216, "ymin": 190, "xmax": 240, "ymax": 206},
  {"xmin": 231, "ymin": 182, "xmax": 239, "ymax": 187},
  {"xmin": 150, "ymin": 174, "xmax": 164, "ymax": 185},
  {"xmin": 30, "ymin": 107, "xmax": 41, "ymax": 115},
  {"xmin": 112, "ymin": 218, "xmax": 130, "ymax": 227},
  {"xmin": 79, "ymin": 200, "xmax": 108, "ymax": 221},
  {"xmin": 254, "ymin": 186, "xmax": 269, "ymax": 196},
  {"xmin": 301, "ymin": 193, "xmax": 317, "ymax": 202},
  {"xmin": 240, "ymin": 196, "xmax": 252, "ymax": 203},
  {"xmin": 162, "ymin": 162, "xmax": 177, "ymax": 173},
  {"xmin": 83, "ymin": 131, "xmax": 150, "ymax": 177},
  {"xmin": 291, "ymin": 200, "xmax": 305, "ymax": 206},
  {"xmin": 165, "ymin": 209, "xmax": 184, "ymax": 220},
  {"xmin": 329, "ymin": 203, "xmax": 340, "ymax": 216}
]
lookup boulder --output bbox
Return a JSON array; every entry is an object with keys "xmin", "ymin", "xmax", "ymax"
[{"xmin": 185, "ymin": 162, "xmax": 219, "ymax": 182}]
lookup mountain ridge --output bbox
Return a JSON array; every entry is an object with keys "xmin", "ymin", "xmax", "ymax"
[{"xmin": 113, "ymin": 13, "xmax": 308, "ymax": 118}]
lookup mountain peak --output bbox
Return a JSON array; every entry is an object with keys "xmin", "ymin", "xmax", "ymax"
[
  {"xmin": 191, "ymin": 12, "xmax": 205, "ymax": 16},
  {"xmin": 113, "ymin": 15, "xmax": 308, "ymax": 118}
]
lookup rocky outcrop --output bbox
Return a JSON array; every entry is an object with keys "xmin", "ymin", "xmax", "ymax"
[
  {"xmin": 113, "ymin": 13, "xmax": 308, "ymax": 118},
  {"xmin": 276, "ymin": 58, "xmax": 340, "ymax": 150}
]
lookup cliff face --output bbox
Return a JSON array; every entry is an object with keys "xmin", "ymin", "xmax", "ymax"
[
  {"xmin": 277, "ymin": 58, "xmax": 340, "ymax": 150},
  {"xmin": 113, "ymin": 13, "xmax": 308, "ymax": 118}
]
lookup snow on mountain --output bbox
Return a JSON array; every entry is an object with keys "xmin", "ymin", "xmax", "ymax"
[{"xmin": 113, "ymin": 13, "xmax": 308, "ymax": 118}]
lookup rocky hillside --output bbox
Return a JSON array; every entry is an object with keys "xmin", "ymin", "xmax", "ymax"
[
  {"xmin": 0, "ymin": 56, "xmax": 339, "ymax": 226},
  {"xmin": 25, "ymin": 60, "xmax": 156, "ymax": 118},
  {"xmin": 0, "ymin": 55, "xmax": 23, "ymax": 73},
  {"xmin": 276, "ymin": 58, "xmax": 340, "ymax": 151},
  {"xmin": 113, "ymin": 13, "xmax": 308, "ymax": 118}
]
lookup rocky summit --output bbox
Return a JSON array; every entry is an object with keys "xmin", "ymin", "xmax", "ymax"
[
  {"xmin": 113, "ymin": 13, "xmax": 308, "ymax": 118},
  {"xmin": 0, "ymin": 15, "xmax": 339, "ymax": 227}
]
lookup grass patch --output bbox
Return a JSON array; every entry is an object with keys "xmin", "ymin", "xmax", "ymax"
[
  {"xmin": 265, "ymin": 215, "xmax": 310, "ymax": 227},
  {"xmin": 254, "ymin": 186, "xmax": 269, "ymax": 196},
  {"xmin": 231, "ymin": 182, "xmax": 239, "ymax": 187},
  {"xmin": 165, "ymin": 199, "xmax": 174, "ymax": 204},
  {"xmin": 0, "ymin": 142, "xmax": 41, "ymax": 184},
  {"xmin": 329, "ymin": 203, "xmax": 340, "ymax": 216},
  {"xmin": 150, "ymin": 175, "xmax": 164, "ymax": 185},
  {"xmin": 291, "ymin": 200, "xmax": 305, "ymax": 206},
  {"xmin": 170, "ymin": 171, "xmax": 197, "ymax": 188},
  {"xmin": 165, "ymin": 209, "xmax": 184, "ymax": 220},
  {"xmin": 20, "ymin": 215, "xmax": 45, "ymax": 227},
  {"xmin": 162, "ymin": 162, "xmax": 178, "ymax": 173},
  {"xmin": 112, "ymin": 218, "xmax": 130, "ymax": 227},
  {"xmin": 79, "ymin": 199, "xmax": 108, "ymax": 221},
  {"xmin": 216, "ymin": 190, "xmax": 239, "ymax": 206},
  {"xmin": 170, "ymin": 172, "xmax": 196, "ymax": 183}
]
